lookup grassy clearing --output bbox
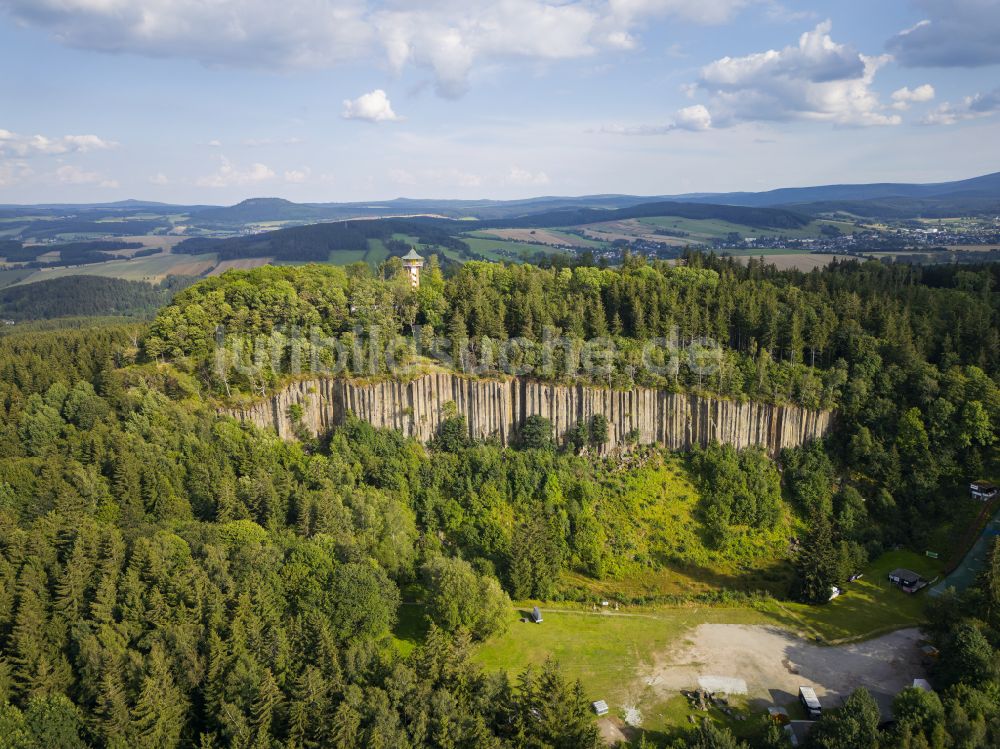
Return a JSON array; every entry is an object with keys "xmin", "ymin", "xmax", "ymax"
[
  {"xmin": 391, "ymin": 603, "xmax": 432, "ymax": 658},
  {"xmin": 475, "ymin": 605, "xmax": 770, "ymax": 722},
  {"xmin": 761, "ymin": 550, "xmax": 942, "ymax": 643},
  {"xmin": 461, "ymin": 235, "xmax": 558, "ymax": 259},
  {"xmin": 326, "ymin": 249, "xmax": 368, "ymax": 265},
  {"xmin": 472, "ymin": 547, "xmax": 939, "ymax": 735},
  {"xmin": 364, "ymin": 239, "xmax": 391, "ymax": 266},
  {"xmin": 562, "ymin": 454, "xmax": 795, "ymax": 600},
  {"xmin": 632, "ymin": 217, "xmax": 859, "ymax": 242},
  {"xmin": 469, "ymin": 228, "xmax": 608, "ymax": 250}
]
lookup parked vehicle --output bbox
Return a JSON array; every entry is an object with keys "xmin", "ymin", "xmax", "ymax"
[{"xmin": 798, "ymin": 686, "xmax": 822, "ymax": 719}]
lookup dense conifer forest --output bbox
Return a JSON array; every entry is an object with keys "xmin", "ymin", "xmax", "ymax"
[
  {"xmin": 0, "ymin": 277, "xmax": 188, "ymax": 322},
  {"xmin": 0, "ymin": 252, "xmax": 998, "ymax": 747}
]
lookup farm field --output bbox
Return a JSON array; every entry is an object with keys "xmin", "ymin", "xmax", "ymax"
[
  {"xmin": 12, "ymin": 252, "xmax": 219, "ymax": 285},
  {"xmin": 469, "ymin": 228, "xmax": 607, "ymax": 249},
  {"xmin": 462, "ymin": 235, "xmax": 562, "ymax": 259},
  {"xmin": 576, "ymin": 216, "xmax": 861, "ymax": 247},
  {"xmin": 635, "ymin": 216, "xmax": 859, "ymax": 240}
]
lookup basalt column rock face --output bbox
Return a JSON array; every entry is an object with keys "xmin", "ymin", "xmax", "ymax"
[{"xmin": 228, "ymin": 374, "xmax": 831, "ymax": 455}]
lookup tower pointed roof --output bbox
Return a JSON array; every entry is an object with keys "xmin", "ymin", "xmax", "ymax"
[{"xmin": 402, "ymin": 248, "xmax": 424, "ymax": 261}]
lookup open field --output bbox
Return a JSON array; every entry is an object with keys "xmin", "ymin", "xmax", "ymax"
[
  {"xmin": 576, "ymin": 217, "xmax": 862, "ymax": 248},
  {"xmin": 469, "ymin": 228, "xmax": 607, "ymax": 249},
  {"xmin": 12, "ymin": 252, "xmax": 219, "ymax": 285},
  {"xmin": 365, "ymin": 238, "xmax": 391, "ymax": 266},
  {"xmin": 475, "ymin": 548, "xmax": 940, "ymax": 736},
  {"xmin": 462, "ymin": 235, "xmax": 562, "ymax": 259},
  {"xmin": 635, "ymin": 216, "xmax": 859, "ymax": 240}
]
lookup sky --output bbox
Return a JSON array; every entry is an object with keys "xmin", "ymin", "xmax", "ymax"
[{"xmin": 0, "ymin": 0, "xmax": 998, "ymax": 205}]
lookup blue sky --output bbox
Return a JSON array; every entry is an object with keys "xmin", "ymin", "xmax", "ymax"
[{"xmin": 0, "ymin": 0, "xmax": 998, "ymax": 204}]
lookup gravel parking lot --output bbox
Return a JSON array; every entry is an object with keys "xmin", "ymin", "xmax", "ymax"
[{"xmin": 642, "ymin": 624, "xmax": 926, "ymax": 717}]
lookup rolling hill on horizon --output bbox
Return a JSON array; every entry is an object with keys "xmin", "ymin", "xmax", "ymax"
[{"xmin": 2, "ymin": 170, "xmax": 998, "ymax": 224}]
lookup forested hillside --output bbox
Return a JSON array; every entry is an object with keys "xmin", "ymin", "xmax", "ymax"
[
  {"xmin": 0, "ymin": 326, "xmax": 608, "ymax": 748},
  {"xmin": 173, "ymin": 218, "xmax": 469, "ymax": 263},
  {"xmin": 0, "ymin": 253, "xmax": 998, "ymax": 748},
  {"xmin": 145, "ymin": 253, "xmax": 1000, "ymax": 575},
  {"xmin": 0, "ymin": 276, "xmax": 187, "ymax": 322},
  {"xmin": 484, "ymin": 201, "xmax": 811, "ymax": 230}
]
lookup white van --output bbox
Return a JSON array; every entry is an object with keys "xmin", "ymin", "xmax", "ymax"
[{"xmin": 798, "ymin": 686, "xmax": 822, "ymax": 719}]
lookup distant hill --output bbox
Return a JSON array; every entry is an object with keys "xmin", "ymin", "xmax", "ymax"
[
  {"xmin": 0, "ymin": 275, "xmax": 188, "ymax": 321},
  {"xmin": 174, "ymin": 216, "xmax": 460, "ymax": 262},
  {"xmin": 484, "ymin": 200, "xmax": 812, "ymax": 230},
  {"xmin": 3, "ymin": 170, "xmax": 998, "ymax": 226},
  {"xmin": 188, "ymin": 194, "xmax": 665, "ymax": 226},
  {"xmin": 775, "ymin": 194, "xmax": 1000, "ymax": 219},
  {"xmin": 675, "ymin": 171, "xmax": 1000, "ymax": 212}
]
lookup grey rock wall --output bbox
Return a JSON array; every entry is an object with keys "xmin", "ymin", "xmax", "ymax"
[{"xmin": 227, "ymin": 374, "xmax": 831, "ymax": 455}]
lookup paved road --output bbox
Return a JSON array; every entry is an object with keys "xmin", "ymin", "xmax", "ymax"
[{"xmin": 930, "ymin": 507, "xmax": 1000, "ymax": 596}]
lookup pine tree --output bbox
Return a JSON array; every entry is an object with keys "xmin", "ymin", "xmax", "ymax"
[
  {"xmin": 92, "ymin": 669, "xmax": 131, "ymax": 749},
  {"xmin": 796, "ymin": 510, "xmax": 840, "ymax": 603},
  {"xmin": 250, "ymin": 668, "xmax": 282, "ymax": 749},
  {"xmin": 330, "ymin": 686, "xmax": 362, "ymax": 749},
  {"xmin": 130, "ymin": 643, "xmax": 188, "ymax": 749}
]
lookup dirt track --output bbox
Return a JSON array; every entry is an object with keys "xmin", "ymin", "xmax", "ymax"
[{"xmin": 641, "ymin": 624, "xmax": 925, "ymax": 717}]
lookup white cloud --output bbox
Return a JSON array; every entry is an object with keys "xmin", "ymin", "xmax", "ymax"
[
  {"xmin": 921, "ymin": 86, "xmax": 1000, "ymax": 126},
  {"xmin": 675, "ymin": 104, "xmax": 713, "ymax": 131},
  {"xmin": 388, "ymin": 166, "xmax": 483, "ymax": 189},
  {"xmin": 887, "ymin": 0, "xmax": 1000, "ymax": 68},
  {"xmin": 375, "ymin": 1, "xmax": 608, "ymax": 97},
  {"xmin": 608, "ymin": 0, "xmax": 750, "ymax": 25},
  {"xmin": 149, "ymin": 173, "xmax": 169, "ymax": 185},
  {"xmin": 0, "ymin": 0, "xmax": 753, "ymax": 98},
  {"xmin": 602, "ymin": 103, "xmax": 714, "ymax": 135},
  {"xmin": 284, "ymin": 167, "xmax": 311, "ymax": 183},
  {"xmin": 0, "ymin": 129, "xmax": 116, "ymax": 157},
  {"xmin": 0, "ymin": 160, "xmax": 32, "ymax": 187},
  {"xmin": 891, "ymin": 84, "xmax": 935, "ymax": 110},
  {"xmin": 55, "ymin": 164, "xmax": 118, "ymax": 187},
  {"xmin": 505, "ymin": 166, "xmax": 550, "ymax": 186},
  {"xmin": 342, "ymin": 89, "xmax": 400, "ymax": 122},
  {"xmin": 691, "ymin": 21, "xmax": 900, "ymax": 127},
  {"xmin": 196, "ymin": 158, "xmax": 276, "ymax": 188}
]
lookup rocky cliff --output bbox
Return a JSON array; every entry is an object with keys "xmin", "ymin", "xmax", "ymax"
[{"xmin": 227, "ymin": 373, "xmax": 831, "ymax": 455}]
